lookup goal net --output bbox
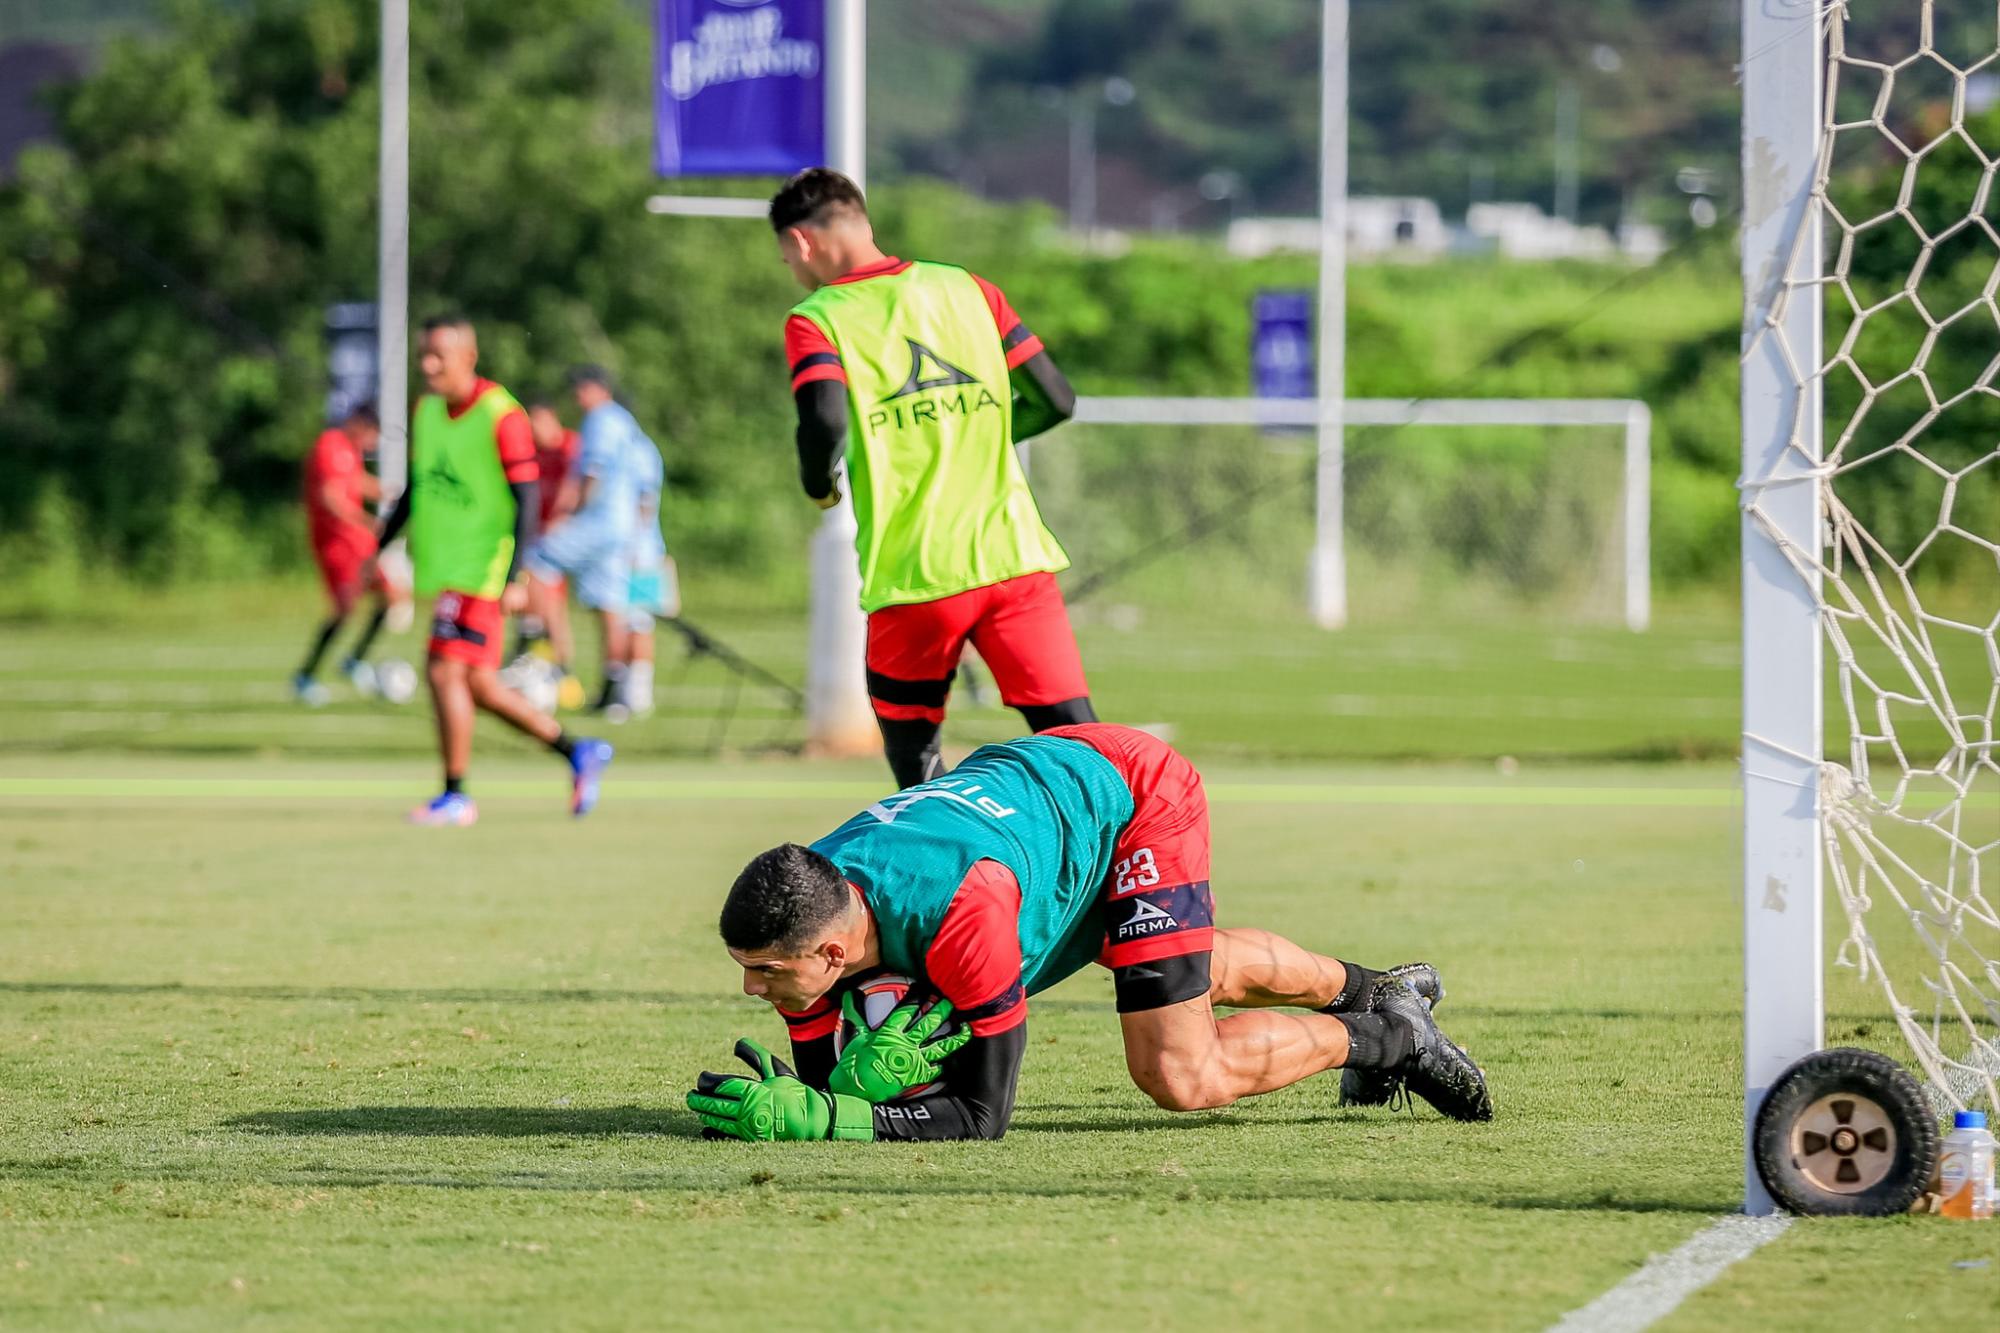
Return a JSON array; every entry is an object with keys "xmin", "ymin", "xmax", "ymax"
[{"xmin": 1745, "ymin": 1, "xmax": 2000, "ymax": 1114}]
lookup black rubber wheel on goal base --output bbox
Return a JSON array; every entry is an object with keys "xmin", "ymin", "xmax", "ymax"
[{"xmin": 1753, "ymin": 1047, "xmax": 1938, "ymax": 1217}]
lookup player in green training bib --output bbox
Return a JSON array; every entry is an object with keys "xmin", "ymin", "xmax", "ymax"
[
  {"xmin": 372, "ymin": 315, "xmax": 614, "ymax": 825},
  {"xmin": 771, "ymin": 169, "xmax": 1098, "ymax": 789},
  {"xmin": 686, "ymin": 724, "xmax": 1492, "ymax": 1142}
]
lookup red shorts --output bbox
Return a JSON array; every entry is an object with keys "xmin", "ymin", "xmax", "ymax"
[
  {"xmin": 1044, "ymin": 724, "xmax": 1216, "ymax": 971},
  {"xmin": 314, "ymin": 540, "xmax": 385, "ymax": 616},
  {"xmin": 427, "ymin": 591, "xmax": 504, "ymax": 670},
  {"xmin": 865, "ymin": 572, "xmax": 1088, "ymax": 724}
]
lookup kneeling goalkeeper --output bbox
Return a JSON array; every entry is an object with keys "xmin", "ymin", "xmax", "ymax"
[{"xmin": 688, "ymin": 724, "xmax": 1492, "ymax": 1142}]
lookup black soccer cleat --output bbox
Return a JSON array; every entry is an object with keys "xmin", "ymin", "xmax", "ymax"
[
  {"xmin": 1346, "ymin": 979, "xmax": 1492, "ymax": 1122},
  {"xmin": 1364, "ymin": 960, "xmax": 1443, "ymax": 1012},
  {"xmin": 1337, "ymin": 962, "xmax": 1444, "ymax": 1108}
]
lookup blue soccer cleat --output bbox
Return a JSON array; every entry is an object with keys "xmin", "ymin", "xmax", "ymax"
[
  {"xmin": 407, "ymin": 791, "xmax": 478, "ymax": 827},
  {"xmin": 568, "ymin": 738, "xmax": 614, "ymax": 817},
  {"xmin": 292, "ymin": 672, "xmax": 330, "ymax": 707}
]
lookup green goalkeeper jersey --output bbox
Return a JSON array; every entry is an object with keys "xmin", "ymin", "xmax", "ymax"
[{"xmin": 789, "ymin": 261, "xmax": 1069, "ymax": 611}]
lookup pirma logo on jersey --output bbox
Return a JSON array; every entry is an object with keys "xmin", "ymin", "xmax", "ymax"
[
  {"xmin": 867, "ymin": 338, "xmax": 1002, "ymax": 433},
  {"xmin": 1115, "ymin": 897, "xmax": 1180, "ymax": 942}
]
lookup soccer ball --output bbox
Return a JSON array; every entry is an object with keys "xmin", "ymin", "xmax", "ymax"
[
  {"xmin": 837, "ymin": 971, "xmax": 945, "ymax": 1098},
  {"xmin": 499, "ymin": 656, "xmax": 560, "ymax": 715},
  {"xmin": 375, "ymin": 657, "xmax": 418, "ymax": 705}
]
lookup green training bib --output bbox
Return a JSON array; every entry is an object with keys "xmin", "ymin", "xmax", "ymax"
[
  {"xmin": 791, "ymin": 262, "xmax": 1068, "ymax": 611},
  {"xmin": 409, "ymin": 384, "xmax": 522, "ymax": 599}
]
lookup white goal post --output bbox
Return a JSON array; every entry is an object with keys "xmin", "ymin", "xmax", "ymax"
[
  {"xmin": 1741, "ymin": 1, "xmax": 2000, "ymax": 1216},
  {"xmin": 1739, "ymin": 0, "xmax": 1825, "ymax": 1219},
  {"xmin": 1067, "ymin": 395, "xmax": 1653, "ymax": 631}
]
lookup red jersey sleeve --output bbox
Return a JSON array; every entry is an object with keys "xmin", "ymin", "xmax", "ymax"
[
  {"xmin": 778, "ymin": 993, "xmax": 840, "ymax": 1044},
  {"xmin": 786, "ymin": 314, "xmax": 845, "ymax": 391},
  {"xmin": 493, "ymin": 408, "xmax": 539, "ymax": 484},
  {"xmin": 970, "ymin": 273, "xmax": 1045, "ymax": 370},
  {"xmin": 924, "ymin": 859, "xmax": 1027, "ymax": 1037}
]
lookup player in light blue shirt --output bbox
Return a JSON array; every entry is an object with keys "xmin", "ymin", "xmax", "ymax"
[
  {"xmin": 617, "ymin": 430, "xmax": 675, "ymax": 718},
  {"xmin": 525, "ymin": 366, "xmax": 660, "ymax": 711}
]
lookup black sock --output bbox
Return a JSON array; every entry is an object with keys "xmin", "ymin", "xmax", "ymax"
[
  {"xmin": 1334, "ymin": 1012, "xmax": 1413, "ymax": 1069},
  {"xmin": 444, "ymin": 775, "xmax": 465, "ymax": 796},
  {"xmin": 1018, "ymin": 696, "xmax": 1097, "ymax": 731},
  {"xmin": 347, "ymin": 604, "xmax": 389, "ymax": 664},
  {"xmin": 1323, "ymin": 961, "xmax": 1382, "ymax": 1013},
  {"xmin": 549, "ymin": 731, "xmax": 577, "ymax": 760},
  {"xmin": 877, "ymin": 716, "xmax": 944, "ymax": 790},
  {"xmin": 298, "ymin": 616, "xmax": 344, "ymax": 679}
]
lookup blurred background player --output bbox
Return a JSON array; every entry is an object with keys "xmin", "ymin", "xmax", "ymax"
[
  {"xmin": 523, "ymin": 365, "xmax": 656, "ymax": 715},
  {"xmin": 509, "ymin": 400, "xmax": 586, "ymax": 710},
  {"xmin": 294, "ymin": 402, "xmax": 411, "ymax": 704},
  {"xmin": 771, "ymin": 168, "xmax": 1091, "ymax": 789},
  {"xmin": 611, "ymin": 423, "xmax": 674, "ymax": 721},
  {"xmin": 373, "ymin": 315, "xmax": 614, "ymax": 825}
]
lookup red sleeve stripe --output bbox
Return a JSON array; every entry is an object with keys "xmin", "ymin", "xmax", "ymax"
[
  {"xmin": 784, "ymin": 1010, "xmax": 841, "ymax": 1041},
  {"xmin": 780, "ymin": 998, "xmax": 840, "ymax": 1042},
  {"xmin": 790, "ymin": 351, "xmax": 847, "ymax": 391},
  {"xmin": 958, "ymin": 979, "xmax": 1024, "ymax": 1024},
  {"xmin": 958, "ymin": 978, "xmax": 1027, "ymax": 1037},
  {"xmin": 969, "ymin": 997, "xmax": 1027, "ymax": 1037},
  {"xmin": 1101, "ymin": 927, "xmax": 1215, "ymax": 971},
  {"xmin": 1001, "ymin": 323, "xmax": 1044, "ymax": 370}
]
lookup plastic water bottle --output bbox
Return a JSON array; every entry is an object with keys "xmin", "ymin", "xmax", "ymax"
[{"xmin": 1938, "ymin": 1110, "xmax": 1995, "ymax": 1220}]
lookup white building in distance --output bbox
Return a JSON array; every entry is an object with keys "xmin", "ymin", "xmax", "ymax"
[{"xmin": 1227, "ymin": 199, "xmax": 1666, "ymax": 265}]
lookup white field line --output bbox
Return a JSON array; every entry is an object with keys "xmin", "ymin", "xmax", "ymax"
[{"xmin": 1545, "ymin": 1214, "xmax": 1793, "ymax": 1333}]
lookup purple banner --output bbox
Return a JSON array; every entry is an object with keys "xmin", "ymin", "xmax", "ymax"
[
  {"xmin": 1251, "ymin": 290, "xmax": 1314, "ymax": 400},
  {"xmin": 655, "ymin": 0, "xmax": 825, "ymax": 178}
]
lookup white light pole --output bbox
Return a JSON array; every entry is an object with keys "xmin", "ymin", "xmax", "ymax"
[
  {"xmin": 1308, "ymin": 0, "xmax": 1348, "ymax": 629},
  {"xmin": 804, "ymin": 0, "xmax": 878, "ymax": 757},
  {"xmin": 1553, "ymin": 80, "xmax": 1580, "ymax": 225},
  {"xmin": 377, "ymin": 0, "xmax": 409, "ymax": 504},
  {"xmin": 1739, "ymin": 0, "xmax": 1825, "ymax": 1215}
]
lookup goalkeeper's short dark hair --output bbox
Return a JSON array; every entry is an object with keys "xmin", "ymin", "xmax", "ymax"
[
  {"xmin": 768, "ymin": 168, "xmax": 868, "ymax": 232},
  {"xmin": 721, "ymin": 843, "xmax": 850, "ymax": 953}
]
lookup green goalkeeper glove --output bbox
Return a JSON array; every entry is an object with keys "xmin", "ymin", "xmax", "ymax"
[
  {"xmin": 828, "ymin": 992, "xmax": 972, "ymax": 1104},
  {"xmin": 686, "ymin": 1039, "xmax": 874, "ymax": 1143}
]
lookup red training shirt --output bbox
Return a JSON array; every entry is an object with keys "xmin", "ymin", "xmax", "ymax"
[
  {"xmin": 535, "ymin": 428, "xmax": 580, "ymax": 527},
  {"xmin": 303, "ymin": 426, "xmax": 376, "ymax": 555}
]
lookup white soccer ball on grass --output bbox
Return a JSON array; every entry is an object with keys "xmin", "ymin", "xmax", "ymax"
[{"xmin": 375, "ymin": 658, "xmax": 418, "ymax": 705}]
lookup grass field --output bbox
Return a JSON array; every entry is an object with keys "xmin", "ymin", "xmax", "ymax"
[
  {"xmin": 3, "ymin": 759, "xmax": 1995, "ymax": 1330},
  {"xmin": 2, "ymin": 594, "xmax": 1996, "ymax": 1330},
  {"xmin": 0, "ymin": 579, "xmax": 1747, "ymax": 764}
]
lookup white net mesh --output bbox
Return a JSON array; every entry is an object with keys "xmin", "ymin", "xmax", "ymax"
[{"xmin": 1746, "ymin": 0, "xmax": 2000, "ymax": 1112}]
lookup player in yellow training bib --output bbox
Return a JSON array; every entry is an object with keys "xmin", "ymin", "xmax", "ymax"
[
  {"xmin": 771, "ymin": 169, "xmax": 1095, "ymax": 789},
  {"xmin": 372, "ymin": 315, "xmax": 614, "ymax": 824}
]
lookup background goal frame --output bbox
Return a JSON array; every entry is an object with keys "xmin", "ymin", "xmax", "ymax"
[{"xmin": 1066, "ymin": 395, "xmax": 1654, "ymax": 631}]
